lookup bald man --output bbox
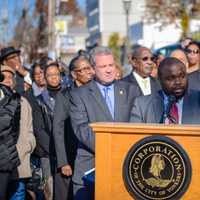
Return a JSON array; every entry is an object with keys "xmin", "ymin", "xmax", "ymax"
[
  {"xmin": 170, "ymin": 49, "xmax": 189, "ymax": 73},
  {"xmin": 122, "ymin": 46, "xmax": 160, "ymax": 96},
  {"xmin": 130, "ymin": 57, "xmax": 200, "ymax": 124}
]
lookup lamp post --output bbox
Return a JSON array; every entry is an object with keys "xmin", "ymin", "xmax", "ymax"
[
  {"xmin": 123, "ymin": 0, "xmax": 132, "ymax": 42},
  {"xmin": 122, "ymin": 0, "xmax": 132, "ymax": 65}
]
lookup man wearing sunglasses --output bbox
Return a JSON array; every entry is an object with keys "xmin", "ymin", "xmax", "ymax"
[{"xmin": 122, "ymin": 46, "xmax": 160, "ymax": 96}]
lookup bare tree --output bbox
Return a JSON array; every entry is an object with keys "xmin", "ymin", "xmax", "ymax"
[{"xmin": 12, "ymin": 0, "xmax": 48, "ymax": 63}]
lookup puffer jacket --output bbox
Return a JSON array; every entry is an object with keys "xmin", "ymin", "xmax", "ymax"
[{"xmin": 0, "ymin": 84, "xmax": 21, "ymax": 171}]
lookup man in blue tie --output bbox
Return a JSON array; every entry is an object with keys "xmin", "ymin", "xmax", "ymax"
[{"xmin": 69, "ymin": 46, "xmax": 140, "ymax": 200}]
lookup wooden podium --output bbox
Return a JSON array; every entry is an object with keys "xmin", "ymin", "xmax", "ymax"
[{"xmin": 90, "ymin": 123, "xmax": 200, "ymax": 200}]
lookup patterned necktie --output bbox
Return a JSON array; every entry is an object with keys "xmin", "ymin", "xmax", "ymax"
[
  {"xmin": 165, "ymin": 103, "xmax": 179, "ymax": 124},
  {"xmin": 169, "ymin": 103, "xmax": 179, "ymax": 124},
  {"xmin": 103, "ymin": 86, "xmax": 114, "ymax": 118}
]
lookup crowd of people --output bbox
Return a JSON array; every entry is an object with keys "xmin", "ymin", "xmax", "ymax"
[{"xmin": 0, "ymin": 37, "xmax": 200, "ymax": 200}]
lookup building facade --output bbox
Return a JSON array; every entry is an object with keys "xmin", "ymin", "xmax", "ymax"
[{"xmin": 86, "ymin": 0, "xmax": 145, "ymax": 47}]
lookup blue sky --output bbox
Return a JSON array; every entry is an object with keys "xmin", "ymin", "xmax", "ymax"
[
  {"xmin": 0, "ymin": 0, "xmax": 35, "ymax": 43},
  {"xmin": 0, "ymin": 0, "xmax": 86, "ymax": 44},
  {"xmin": 77, "ymin": 0, "xmax": 86, "ymax": 11}
]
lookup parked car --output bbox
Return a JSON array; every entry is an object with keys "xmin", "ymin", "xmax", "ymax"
[
  {"xmin": 154, "ymin": 43, "xmax": 182, "ymax": 57},
  {"xmin": 154, "ymin": 41, "xmax": 200, "ymax": 57}
]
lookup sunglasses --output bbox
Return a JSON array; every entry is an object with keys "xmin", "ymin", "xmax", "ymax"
[
  {"xmin": 185, "ymin": 49, "xmax": 200, "ymax": 54},
  {"xmin": 135, "ymin": 56, "xmax": 155, "ymax": 62},
  {"xmin": 74, "ymin": 66, "xmax": 92, "ymax": 74}
]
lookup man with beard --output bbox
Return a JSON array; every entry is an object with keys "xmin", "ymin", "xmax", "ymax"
[
  {"xmin": 122, "ymin": 46, "xmax": 160, "ymax": 96},
  {"xmin": 130, "ymin": 57, "xmax": 200, "ymax": 124}
]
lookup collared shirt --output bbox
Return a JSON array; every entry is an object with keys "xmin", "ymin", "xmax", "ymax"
[
  {"xmin": 162, "ymin": 92, "xmax": 184, "ymax": 124},
  {"xmin": 133, "ymin": 71, "xmax": 151, "ymax": 95},
  {"xmin": 96, "ymin": 81, "xmax": 115, "ymax": 118},
  {"xmin": 32, "ymin": 82, "xmax": 44, "ymax": 97},
  {"xmin": 24, "ymin": 72, "xmax": 32, "ymax": 85}
]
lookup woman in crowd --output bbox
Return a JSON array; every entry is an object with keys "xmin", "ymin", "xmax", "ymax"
[
  {"xmin": 0, "ymin": 65, "xmax": 36, "ymax": 200},
  {"xmin": 185, "ymin": 41, "xmax": 200, "ymax": 74},
  {"xmin": 69, "ymin": 51, "xmax": 94, "ymax": 88},
  {"xmin": 53, "ymin": 51, "xmax": 95, "ymax": 200}
]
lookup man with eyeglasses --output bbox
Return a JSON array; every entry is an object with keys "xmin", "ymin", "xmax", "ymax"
[
  {"xmin": 186, "ymin": 41, "xmax": 200, "ymax": 91},
  {"xmin": 122, "ymin": 46, "xmax": 160, "ymax": 96}
]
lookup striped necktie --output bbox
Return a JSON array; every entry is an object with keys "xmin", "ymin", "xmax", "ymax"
[{"xmin": 165, "ymin": 103, "xmax": 179, "ymax": 124}]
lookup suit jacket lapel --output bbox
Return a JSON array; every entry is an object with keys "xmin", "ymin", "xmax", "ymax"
[
  {"xmin": 152, "ymin": 92, "xmax": 164, "ymax": 123},
  {"xmin": 182, "ymin": 92, "xmax": 195, "ymax": 124},
  {"xmin": 130, "ymin": 73, "xmax": 143, "ymax": 95},
  {"xmin": 150, "ymin": 78, "xmax": 157, "ymax": 94},
  {"xmin": 89, "ymin": 81, "xmax": 113, "ymax": 120},
  {"xmin": 114, "ymin": 83, "xmax": 127, "ymax": 121}
]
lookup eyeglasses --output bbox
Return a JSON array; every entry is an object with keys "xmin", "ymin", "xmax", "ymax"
[
  {"xmin": 74, "ymin": 66, "xmax": 92, "ymax": 74},
  {"xmin": 135, "ymin": 56, "xmax": 155, "ymax": 62},
  {"xmin": 185, "ymin": 49, "xmax": 200, "ymax": 54}
]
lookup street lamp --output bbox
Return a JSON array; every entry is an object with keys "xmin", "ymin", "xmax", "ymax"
[
  {"xmin": 122, "ymin": 0, "xmax": 132, "ymax": 65},
  {"xmin": 123, "ymin": 0, "xmax": 132, "ymax": 42}
]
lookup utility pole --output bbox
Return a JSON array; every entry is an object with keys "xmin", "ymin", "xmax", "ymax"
[{"xmin": 48, "ymin": 0, "xmax": 56, "ymax": 59}]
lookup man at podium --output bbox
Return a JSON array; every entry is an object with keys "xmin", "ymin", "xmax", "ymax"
[
  {"xmin": 130, "ymin": 57, "xmax": 200, "ymax": 124},
  {"xmin": 70, "ymin": 46, "xmax": 140, "ymax": 200}
]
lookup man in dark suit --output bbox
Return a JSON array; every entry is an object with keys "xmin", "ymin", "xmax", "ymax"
[
  {"xmin": 130, "ymin": 57, "xmax": 200, "ymax": 124},
  {"xmin": 122, "ymin": 46, "xmax": 160, "ymax": 96},
  {"xmin": 70, "ymin": 46, "xmax": 140, "ymax": 200}
]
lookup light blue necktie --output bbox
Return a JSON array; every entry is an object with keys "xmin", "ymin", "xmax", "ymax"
[{"xmin": 103, "ymin": 86, "xmax": 114, "ymax": 118}]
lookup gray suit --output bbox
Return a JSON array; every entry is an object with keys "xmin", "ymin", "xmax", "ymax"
[
  {"xmin": 69, "ymin": 80, "xmax": 140, "ymax": 185},
  {"xmin": 130, "ymin": 90, "xmax": 200, "ymax": 124}
]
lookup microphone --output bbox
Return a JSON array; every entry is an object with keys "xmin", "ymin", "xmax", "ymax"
[
  {"xmin": 160, "ymin": 95, "xmax": 176, "ymax": 123},
  {"xmin": 0, "ymin": 73, "xmax": 4, "ymax": 82}
]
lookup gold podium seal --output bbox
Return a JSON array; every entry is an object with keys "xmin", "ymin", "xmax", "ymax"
[{"xmin": 123, "ymin": 136, "xmax": 191, "ymax": 200}]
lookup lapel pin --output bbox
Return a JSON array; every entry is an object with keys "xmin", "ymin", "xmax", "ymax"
[{"xmin": 119, "ymin": 89, "xmax": 124, "ymax": 95}]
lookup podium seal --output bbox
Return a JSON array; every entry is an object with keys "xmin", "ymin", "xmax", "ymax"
[{"xmin": 123, "ymin": 136, "xmax": 191, "ymax": 200}]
